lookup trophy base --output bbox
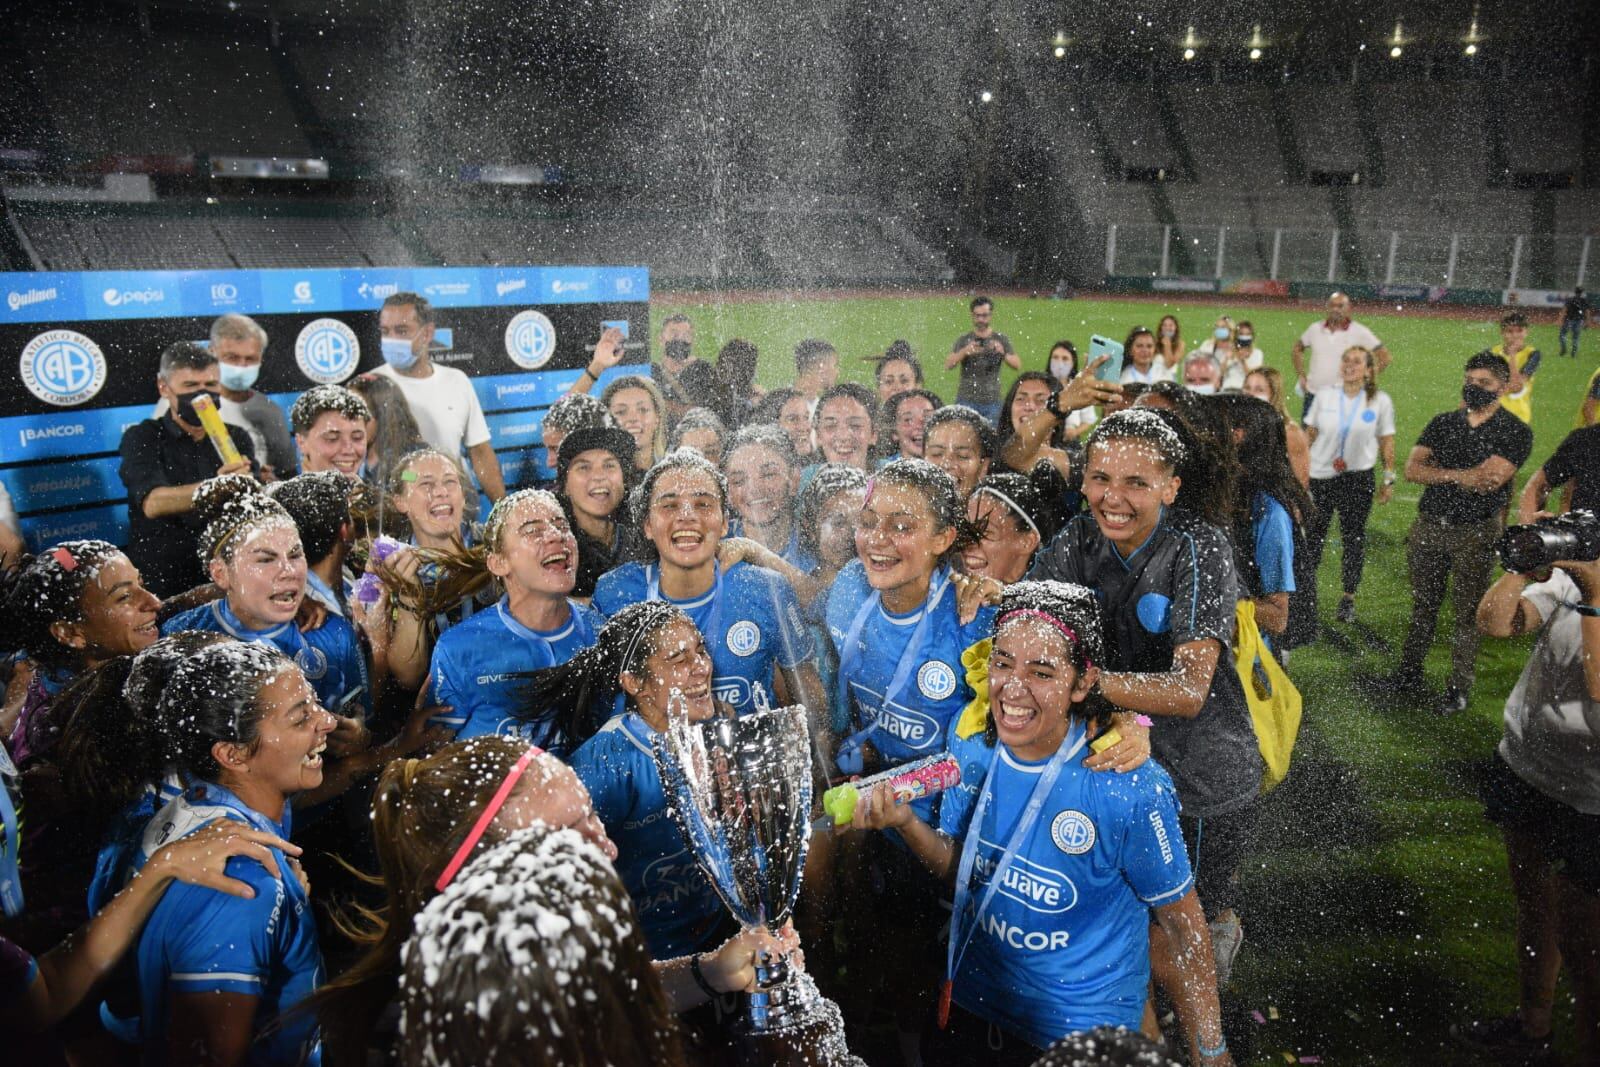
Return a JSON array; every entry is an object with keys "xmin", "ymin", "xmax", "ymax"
[{"xmin": 732, "ymin": 971, "xmax": 862, "ymax": 1067}]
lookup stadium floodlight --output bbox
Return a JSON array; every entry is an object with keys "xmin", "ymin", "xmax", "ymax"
[
  {"xmin": 1248, "ymin": 24, "xmax": 1266, "ymax": 61},
  {"xmin": 1462, "ymin": 4, "xmax": 1484, "ymax": 56},
  {"xmin": 1387, "ymin": 20, "xmax": 1407, "ymax": 59},
  {"xmin": 980, "ymin": 90, "xmax": 994, "ymax": 104},
  {"xmin": 1181, "ymin": 25, "xmax": 1200, "ymax": 61},
  {"xmin": 1054, "ymin": 46, "xmax": 1067, "ymax": 58}
]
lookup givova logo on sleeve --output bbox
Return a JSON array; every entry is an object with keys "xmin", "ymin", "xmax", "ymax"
[{"xmin": 20, "ymin": 330, "xmax": 107, "ymax": 406}]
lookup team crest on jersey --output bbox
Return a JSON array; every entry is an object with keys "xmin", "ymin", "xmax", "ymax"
[
  {"xmin": 917, "ymin": 660, "xmax": 957, "ymax": 700},
  {"xmin": 1051, "ymin": 809, "xmax": 1097, "ymax": 855},
  {"xmin": 726, "ymin": 620, "xmax": 760, "ymax": 656}
]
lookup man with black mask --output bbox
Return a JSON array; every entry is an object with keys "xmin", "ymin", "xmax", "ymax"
[
  {"xmin": 118, "ymin": 340, "xmax": 258, "ymax": 596},
  {"xmin": 652, "ymin": 313, "xmax": 697, "ymax": 424},
  {"xmin": 1388, "ymin": 352, "xmax": 1532, "ymax": 714}
]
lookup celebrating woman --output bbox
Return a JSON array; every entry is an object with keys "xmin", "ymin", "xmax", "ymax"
[
  {"xmin": 602, "ymin": 375, "xmax": 669, "ymax": 473},
  {"xmin": 723, "ymin": 425, "xmax": 811, "ymax": 570},
  {"xmin": 922, "ymin": 407, "xmax": 997, "ymax": 502},
  {"xmin": 852, "ymin": 582, "xmax": 1230, "ymax": 1066},
  {"xmin": 1300, "ymin": 346, "xmax": 1396, "ymax": 624}
]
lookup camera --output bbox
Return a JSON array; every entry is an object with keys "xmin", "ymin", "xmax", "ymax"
[{"xmin": 1496, "ymin": 510, "xmax": 1600, "ymax": 573}]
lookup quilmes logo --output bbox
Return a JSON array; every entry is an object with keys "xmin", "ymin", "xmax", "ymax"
[
  {"xmin": 7, "ymin": 286, "xmax": 58, "ymax": 312},
  {"xmin": 551, "ymin": 278, "xmax": 590, "ymax": 296},
  {"xmin": 19, "ymin": 330, "xmax": 107, "ymax": 406},
  {"xmin": 294, "ymin": 318, "xmax": 360, "ymax": 384},
  {"xmin": 504, "ymin": 309, "xmax": 557, "ymax": 370},
  {"xmin": 292, "ymin": 280, "xmax": 315, "ymax": 304},
  {"xmin": 101, "ymin": 286, "xmax": 164, "ymax": 308},
  {"xmin": 496, "ymin": 277, "xmax": 527, "ymax": 298}
]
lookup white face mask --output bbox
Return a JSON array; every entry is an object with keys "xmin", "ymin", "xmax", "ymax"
[
  {"xmin": 1188, "ymin": 383, "xmax": 1217, "ymax": 395},
  {"xmin": 1050, "ymin": 358, "xmax": 1075, "ymax": 381}
]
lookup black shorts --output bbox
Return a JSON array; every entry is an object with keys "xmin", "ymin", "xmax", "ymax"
[
  {"xmin": 1481, "ymin": 752, "xmax": 1600, "ymax": 896},
  {"xmin": 1179, "ymin": 805, "xmax": 1257, "ymax": 918}
]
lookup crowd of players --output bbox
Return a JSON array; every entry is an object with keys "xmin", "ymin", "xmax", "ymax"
[{"xmin": 0, "ymin": 287, "xmax": 1596, "ymax": 1066}]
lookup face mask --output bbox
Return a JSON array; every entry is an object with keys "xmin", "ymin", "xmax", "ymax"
[
  {"xmin": 1160, "ymin": 325, "xmax": 1176, "ymax": 338},
  {"xmin": 217, "ymin": 362, "xmax": 260, "ymax": 392},
  {"xmin": 1213, "ymin": 327, "xmax": 1231, "ymax": 341},
  {"xmin": 1462, "ymin": 383, "xmax": 1497, "ymax": 410},
  {"xmin": 1050, "ymin": 358, "xmax": 1075, "ymax": 381},
  {"xmin": 1236, "ymin": 336, "xmax": 1254, "ymax": 348},
  {"xmin": 381, "ymin": 336, "xmax": 419, "ymax": 371},
  {"xmin": 175, "ymin": 389, "xmax": 222, "ymax": 424},
  {"xmin": 1189, "ymin": 383, "xmax": 1217, "ymax": 396},
  {"xmin": 664, "ymin": 340, "xmax": 692, "ymax": 363}
]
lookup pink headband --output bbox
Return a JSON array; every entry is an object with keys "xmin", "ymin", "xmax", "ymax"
[
  {"xmin": 51, "ymin": 546, "xmax": 77, "ymax": 572},
  {"xmin": 996, "ymin": 608, "xmax": 1094, "ymax": 669},
  {"xmin": 435, "ymin": 745, "xmax": 543, "ymax": 893}
]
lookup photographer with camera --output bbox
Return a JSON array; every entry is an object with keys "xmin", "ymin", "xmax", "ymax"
[
  {"xmin": 1387, "ymin": 353, "xmax": 1532, "ymax": 714},
  {"xmin": 1461, "ymin": 517, "xmax": 1600, "ymax": 1065},
  {"xmin": 946, "ymin": 296, "xmax": 1020, "ymax": 424}
]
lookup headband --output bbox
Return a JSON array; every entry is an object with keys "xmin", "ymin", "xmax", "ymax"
[
  {"xmin": 973, "ymin": 486, "xmax": 1041, "ymax": 541},
  {"xmin": 50, "ymin": 546, "xmax": 78, "ymax": 572},
  {"xmin": 619, "ymin": 602, "xmax": 676, "ymax": 682},
  {"xmin": 435, "ymin": 746, "xmax": 543, "ymax": 893},
  {"xmin": 996, "ymin": 608, "xmax": 1093, "ymax": 669}
]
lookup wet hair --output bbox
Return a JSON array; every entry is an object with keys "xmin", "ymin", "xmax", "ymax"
[
  {"xmin": 630, "ymin": 449, "xmax": 728, "ymax": 563},
  {"xmin": 543, "ymin": 392, "xmax": 613, "ymax": 437},
  {"xmin": 796, "ymin": 464, "xmax": 870, "ymax": 562},
  {"xmin": 1085, "ymin": 409, "xmax": 1187, "ymax": 471},
  {"xmin": 348, "ymin": 372, "xmax": 427, "ymax": 487},
  {"xmin": 924, "ymin": 404, "xmax": 999, "ymax": 460},
  {"xmin": 398, "ymin": 829, "xmax": 685, "ymax": 1067},
  {"xmin": 883, "ymin": 388, "xmax": 943, "ymax": 431},
  {"xmin": 716, "ymin": 338, "xmax": 760, "ymax": 397},
  {"xmin": 661, "ymin": 312, "xmax": 691, "ymax": 330},
  {"xmin": 1501, "ymin": 310, "xmax": 1530, "ymax": 328},
  {"xmin": 1112, "ymin": 400, "xmax": 1237, "ymax": 529},
  {"xmin": 983, "ymin": 580, "xmax": 1110, "ymax": 745},
  {"xmin": 724, "ymin": 423, "xmax": 799, "ymax": 473},
  {"xmin": 193, "ymin": 474, "xmax": 297, "ymax": 566},
  {"xmin": 1465, "ymin": 350, "xmax": 1512, "ymax": 384},
  {"xmin": 667, "ymin": 406, "xmax": 729, "ymax": 457},
  {"xmin": 480, "ymin": 488, "xmax": 567, "ymax": 556},
  {"xmin": 998, "ymin": 371, "xmax": 1065, "ymax": 447},
  {"xmin": 793, "ymin": 338, "xmax": 838, "ymax": 376},
  {"xmin": 600, "ymin": 375, "xmax": 668, "ymax": 462},
  {"xmin": 306, "ymin": 736, "xmax": 542, "ymax": 1063},
  {"xmin": 869, "ymin": 458, "xmax": 977, "ymax": 563},
  {"xmin": 971, "ymin": 463, "xmax": 1071, "ymax": 548},
  {"xmin": 1032, "ymin": 1025, "xmax": 1182, "ymax": 1067},
  {"xmin": 813, "ymin": 382, "xmax": 879, "ymax": 429},
  {"xmin": 53, "ymin": 632, "xmax": 229, "ymax": 827},
  {"xmin": 0, "ymin": 540, "xmax": 127, "ymax": 673},
  {"xmin": 289, "ymin": 384, "xmax": 370, "ymax": 435},
  {"xmin": 156, "ymin": 642, "xmax": 297, "ymax": 783},
  {"xmin": 388, "ymin": 446, "xmax": 471, "ymax": 500},
  {"xmin": 675, "ymin": 361, "xmax": 738, "ymax": 428},
  {"xmin": 267, "ymin": 471, "xmax": 352, "ymax": 565},
  {"xmin": 749, "ymin": 387, "xmax": 803, "ymax": 427},
  {"xmin": 158, "ymin": 340, "xmax": 216, "ymax": 380},
  {"xmin": 1182, "ymin": 351, "xmax": 1222, "ymax": 382},
  {"xmin": 381, "ymin": 291, "xmax": 434, "ymax": 326},
  {"xmin": 556, "ymin": 427, "xmax": 637, "ymax": 490},
  {"xmin": 875, "ymin": 347, "xmax": 924, "ymax": 388},
  {"xmin": 518, "ymin": 601, "xmax": 690, "ymax": 747}
]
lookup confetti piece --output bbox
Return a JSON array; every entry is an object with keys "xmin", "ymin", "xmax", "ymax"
[
  {"xmin": 1252, "ymin": 1010, "xmax": 1267, "ymax": 1025},
  {"xmin": 51, "ymin": 546, "xmax": 77, "ymax": 571},
  {"xmin": 401, "ymin": 470, "xmax": 419, "ymax": 482},
  {"xmin": 1345, "ymin": 1009, "xmax": 1362, "ymax": 1022},
  {"xmin": 1269, "ymin": 1006, "xmax": 1281, "ymax": 1020},
  {"xmin": 1282, "ymin": 1053, "xmax": 1296, "ymax": 1063},
  {"xmin": 1301, "ymin": 1058, "xmax": 1323, "ymax": 1064}
]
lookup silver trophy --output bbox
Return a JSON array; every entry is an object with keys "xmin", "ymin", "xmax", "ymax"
[{"xmin": 654, "ymin": 693, "xmax": 856, "ymax": 1061}]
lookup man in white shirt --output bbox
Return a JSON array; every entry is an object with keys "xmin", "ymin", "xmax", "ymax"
[
  {"xmin": 374, "ymin": 292, "xmax": 505, "ymax": 501},
  {"xmin": 1291, "ymin": 292, "xmax": 1392, "ymax": 413}
]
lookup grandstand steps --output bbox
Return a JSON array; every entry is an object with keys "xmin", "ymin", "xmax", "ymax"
[
  {"xmin": 1267, "ymin": 85, "xmax": 1309, "ymax": 186},
  {"xmin": 1152, "ymin": 84, "xmax": 1198, "ymax": 183}
]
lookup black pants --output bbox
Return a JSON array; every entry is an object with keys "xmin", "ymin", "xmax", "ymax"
[{"xmin": 1305, "ymin": 468, "xmax": 1376, "ymax": 597}]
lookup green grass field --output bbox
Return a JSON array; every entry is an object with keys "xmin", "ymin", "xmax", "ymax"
[{"xmin": 658, "ymin": 291, "xmax": 1595, "ymax": 1065}]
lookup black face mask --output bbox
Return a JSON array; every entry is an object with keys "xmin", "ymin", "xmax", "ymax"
[
  {"xmin": 175, "ymin": 389, "xmax": 222, "ymax": 424},
  {"xmin": 1462, "ymin": 383, "xmax": 1498, "ymax": 410},
  {"xmin": 664, "ymin": 340, "xmax": 692, "ymax": 364}
]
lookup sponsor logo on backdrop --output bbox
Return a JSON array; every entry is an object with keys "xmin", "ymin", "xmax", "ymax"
[
  {"xmin": 19, "ymin": 423, "xmax": 86, "ymax": 448},
  {"xmin": 496, "ymin": 277, "xmax": 527, "ymax": 298},
  {"xmin": 424, "ymin": 282, "xmax": 472, "ymax": 298},
  {"xmin": 210, "ymin": 283, "xmax": 239, "ymax": 304},
  {"xmin": 7, "ymin": 287, "xmax": 58, "ymax": 312},
  {"xmin": 615, "ymin": 275, "xmax": 635, "ymax": 295},
  {"xmin": 504, "ymin": 309, "xmax": 557, "ymax": 369},
  {"xmin": 295, "ymin": 318, "xmax": 360, "ymax": 384},
  {"xmin": 101, "ymin": 287, "xmax": 164, "ymax": 308},
  {"xmin": 19, "ymin": 330, "xmax": 107, "ymax": 406},
  {"xmin": 356, "ymin": 281, "xmax": 399, "ymax": 301},
  {"xmin": 551, "ymin": 279, "xmax": 590, "ymax": 296},
  {"xmin": 292, "ymin": 280, "xmax": 315, "ymax": 304},
  {"xmin": 494, "ymin": 381, "xmax": 543, "ymax": 402}
]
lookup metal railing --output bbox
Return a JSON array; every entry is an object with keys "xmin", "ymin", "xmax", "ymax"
[{"xmin": 1104, "ymin": 222, "xmax": 1593, "ymax": 292}]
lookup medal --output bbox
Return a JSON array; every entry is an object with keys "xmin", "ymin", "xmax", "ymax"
[{"xmin": 1333, "ymin": 457, "xmax": 1347, "ymax": 473}]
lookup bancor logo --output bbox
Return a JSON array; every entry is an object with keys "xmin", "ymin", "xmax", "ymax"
[{"xmin": 19, "ymin": 330, "xmax": 107, "ymax": 406}]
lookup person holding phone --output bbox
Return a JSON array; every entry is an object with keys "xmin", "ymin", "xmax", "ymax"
[{"xmin": 947, "ymin": 296, "xmax": 1020, "ymax": 424}]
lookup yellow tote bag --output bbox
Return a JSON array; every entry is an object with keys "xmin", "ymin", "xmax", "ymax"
[{"xmin": 1234, "ymin": 600, "xmax": 1301, "ymax": 791}]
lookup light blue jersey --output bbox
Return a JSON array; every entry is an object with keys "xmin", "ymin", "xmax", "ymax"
[
  {"xmin": 427, "ymin": 596, "xmax": 602, "ymax": 756},
  {"xmin": 571, "ymin": 713, "xmax": 726, "ymax": 959},
  {"xmin": 162, "ymin": 600, "xmax": 369, "ymax": 719},
  {"xmin": 940, "ymin": 725, "xmax": 1193, "ymax": 1049},
  {"xmin": 125, "ymin": 781, "xmax": 322, "ymax": 1065},
  {"xmin": 592, "ymin": 561, "xmax": 812, "ymax": 717},
  {"xmin": 826, "ymin": 562, "xmax": 994, "ymax": 816}
]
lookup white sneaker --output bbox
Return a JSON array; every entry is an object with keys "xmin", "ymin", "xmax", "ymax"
[{"xmin": 1210, "ymin": 916, "xmax": 1244, "ymax": 988}]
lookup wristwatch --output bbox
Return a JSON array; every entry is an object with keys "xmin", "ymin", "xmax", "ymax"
[{"xmin": 1045, "ymin": 390, "xmax": 1065, "ymax": 419}]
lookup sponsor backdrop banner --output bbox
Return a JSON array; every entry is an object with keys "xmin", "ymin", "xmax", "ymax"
[{"xmin": 0, "ymin": 265, "xmax": 650, "ymax": 548}]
